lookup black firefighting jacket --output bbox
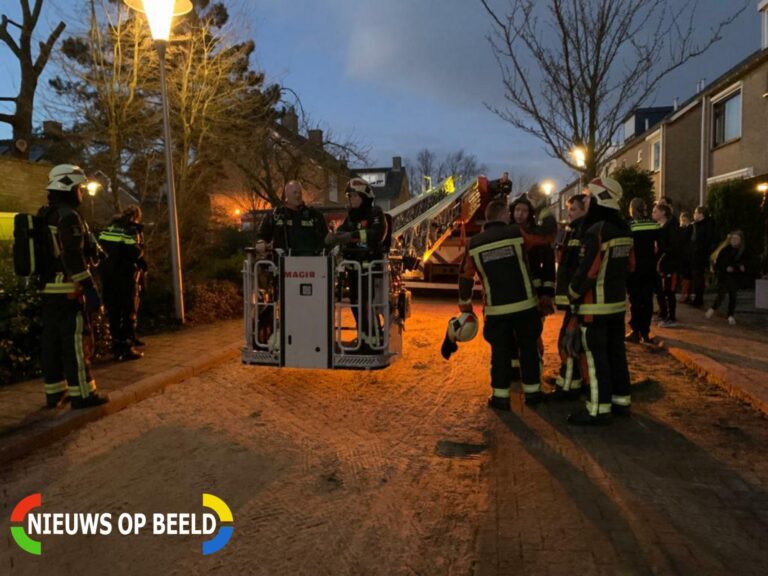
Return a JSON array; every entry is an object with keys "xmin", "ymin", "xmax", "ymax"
[
  {"xmin": 629, "ymin": 218, "xmax": 660, "ymax": 280},
  {"xmin": 98, "ymin": 216, "xmax": 145, "ymax": 279},
  {"xmin": 458, "ymin": 221, "xmax": 546, "ymax": 316},
  {"xmin": 569, "ymin": 218, "xmax": 635, "ymax": 318},
  {"xmin": 258, "ymin": 203, "xmax": 328, "ymax": 256},
  {"xmin": 554, "ymin": 216, "xmax": 585, "ymax": 310},
  {"xmin": 526, "ymin": 208, "xmax": 557, "ymax": 298},
  {"xmin": 38, "ymin": 203, "xmax": 95, "ymax": 295},
  {"xmin": 337, "ymin": 204, "xmax": 387, "ymax": 261}
]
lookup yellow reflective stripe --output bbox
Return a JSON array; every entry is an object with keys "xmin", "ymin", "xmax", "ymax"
[
  {"xmin": 99, "ymin": 232, "xmax": 136, "ymax": 245},
  {"xmin": 567, "ymin": 239, "xmax": 581, "ymax": 247},
  {"xmin": 576, "ymin": 302, "xmax": 627, "ymax": 314},
  {"xmin": 49, "ymin": 226, "xmax": 61, "ymax": 257},
  {"xmin": 514, "ymin": 243, "xmax": 534, "ymax": 299},
  {"xmin": 568, "ymin": 286, "xmax": 580, "ymax": 300},
  {"xmin": 586, "ymin": 402, "xmax": 612, "ymax": 415},
  {"xmin": 543, "ymin": 281, "xmax": 555, "ymax": 288},
  {"xmin": 600, "ymin": 238, "xmax": 634, "ymax": 250},
  {"xmin": 74, "ymin": 311, "xmax": 88, "ymax": 398},
  {"xmin": 71, "ymin": 270, "xmax": 91, "ymax": 282},
  {"xmin": 522, "ymin": 383, "xmax": 540, "ymax": 394},
  {"xmin": 492, "ymin": 388, "xmax": 510, "ymax": 398},
  {"xmin": 472, "ymin": 254, "xmax": 493, "ymax": 306},
  {"xmin": 44, "ymin": 381, "xmax": 67, "ymax": 394},
  {"xmin": 596, "ymin": 247, "xmax": 610, "ymax": 303},
  {"xmin": 468, "ymin": 237, "xmax": 523, "ymax": 257},
  {"xmin": 631, "ymin": 222, "xmax": 660, "ymax": 231},
  {"xmin": 554, "ymin": 295, "xmax": 570, "ymax": 306},
  {"xmin": 359, "ymin": 230, "xmax": 367, "ymax": 244},
  {"xmin": 458, "ymin": 297, "xmax": 472, "ymax": 305},
  {"xmin": 532, "ymin": 279, "xmax": 542, "ymax": 288},
  {"xmin": 612, "ymin": 395, "xmax": 631, "ymax": 406},
  {"xmin": 581, "ymin": 326, "xmax": 599, "ymax": 415},
  {"xmin": 511, "ymin": 359, "xmax": 520, "ymax": 368},
  {"xmin": 300, "ymin": 220, "xmax": 314, "ymax": 227},
  {"xmin": 41, "ymin": 283, "xmax": 77, "ymax": 294},
  {"xmin": 484, "ymin": 296, "xmax": 538, "ymax": 316}
]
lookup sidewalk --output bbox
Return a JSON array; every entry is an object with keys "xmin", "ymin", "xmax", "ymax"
[
  {"xmin": 653, "ymin": 293, "xmax": 768, "ymax": 415},
  {"xmin": 0, "ymin": 319, "xmax": 242, "ymax": 465}
]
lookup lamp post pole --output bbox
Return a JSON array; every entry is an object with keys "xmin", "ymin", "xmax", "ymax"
[{"xmin": 156, "ymin": 39, "xmax": 185, "ymax": 322}]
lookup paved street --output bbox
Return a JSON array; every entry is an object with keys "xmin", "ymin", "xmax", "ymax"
[{"xmin": 2, "ymin": 298, "xmax": 768, "ymax": 575}]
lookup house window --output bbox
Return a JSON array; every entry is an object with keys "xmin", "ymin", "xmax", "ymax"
[
  {"xmin": 651, "ymin": 140, "xmax": 661, "ymax": 172},
  {"xmin": 713, "ymin": 91, "xmax": 741, "ymax": 146}
]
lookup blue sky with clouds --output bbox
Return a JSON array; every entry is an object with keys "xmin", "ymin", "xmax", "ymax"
[{"xmin": 0, "ymin": 0, "xmax": 762, "ymax": 189}]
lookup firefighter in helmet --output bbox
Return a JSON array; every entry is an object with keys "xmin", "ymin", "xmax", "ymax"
[
  {"xmin": 564, "ymin": 177, "xmax": 634, "ymax": 425},
  {"xmin": 328, "ymin": 177, "xmax": 388, "ymax": 353},
  {"xmin": 38, "ymin": 164, "xmax": 109, "ymax": 409}
]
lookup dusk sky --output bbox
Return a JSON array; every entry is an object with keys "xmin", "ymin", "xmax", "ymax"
[{"xmin": 0, "ymin": 0, "xmax": 762, "ymax": 190}]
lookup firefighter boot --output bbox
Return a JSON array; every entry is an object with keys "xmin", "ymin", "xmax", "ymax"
[
  {"xmin": 487, "ymin": 395, "xmax": 511, "ymax": 411},
  {"xmin": 115, "ymin": 344, "xmax": 144, "ymax": 361},
  {"xmin": 71, "ymin": 392, "xmax": 109, "ymax": 410},
  {"xmin": 46, "ymin": 391, "xmax": 69, "ymax": 409},
  {"xmin": 567, "ymin": 408, "xmax": 612, "ymax": 426}
]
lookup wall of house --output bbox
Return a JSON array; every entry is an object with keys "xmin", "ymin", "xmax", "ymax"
[
  {"xmin": 664, "ymin": 104, "xmax": 703, "ymax": 211},
  {"xmin": 0, "ymin": 157, "xmax": 51, "ymax": 213},
  {"xmin": 709, "ymin": 59, "xmax": 768, "ymax": 180}
]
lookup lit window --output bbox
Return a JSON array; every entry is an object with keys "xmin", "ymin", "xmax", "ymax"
[
  {"xmin": 713, "ymin": 91, "xmax": 741, "ymax": 146},
  {"xmin": 652, "ymin": 140, "xmax": 661, "ymax": 172}
]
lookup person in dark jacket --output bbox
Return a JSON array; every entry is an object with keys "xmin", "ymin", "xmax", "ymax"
[
  {"xmin": 553, "ymin": 194, "xmax": 587, "ymax": 396},
  {"xmin": 566, "ymin": 177, "xmax": 635, "ymax": 426},
  {"xmin": 256, "ymin": 180, "xmax": 328, "ymax": 256},
  {"xmin": 705, "ymin": 230, "xmax": 748, "ymax": 325},
  {"xmin": 98, "ymin": 205, "xmax": 145, "ymax": 361},
  {"xmin": 626, "ymin": 198, "xmax": 660, "ymax": 343},
  {"xmin": 652, "ymin": 202, "xmax": 679, "ymax": 327},
  {"xmin": 678, "ymin": 212, "xmax": 693, "ymax": 303},
  {"xmin": 329, "ymin": 177, "xmax": 388, "ymax": 353},
  {"xmin": 457, "ymin": 200, "xmax": 550, "ymax": 409},
  {"xmin": 38, "ymin": 164, "xmax": 109, "ymax": 410},
  {"xmin": 690, "ymin": 206, "xmax": 718, "ymax": 307}
]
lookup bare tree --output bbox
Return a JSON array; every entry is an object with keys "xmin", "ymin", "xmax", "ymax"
[
  {"xmin": 437, "ymin": 149, "xmax": 488, "ymax": 183},
  {"xmin": 480, "ymin": 0, "xmax": 749, "ymax": 180},
  {"xmin": 0, "ymin": 0, "xmax": 65, "ymax": 158}
]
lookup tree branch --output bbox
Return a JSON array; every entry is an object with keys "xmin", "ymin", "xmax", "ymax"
[
  {"xmin": 0, "ymin": 15, "xmax": 22, "ymax": 58},
  {"xmin": 35, "ymin": 21, "xmax": 66, "ymax": 76}
]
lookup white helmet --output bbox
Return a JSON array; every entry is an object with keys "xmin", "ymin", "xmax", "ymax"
[
  {"xmin": 47, "ymin": 164, "xmax": 88, "ymax": 192},
  {"xmin": 346, "ymin": 177, "xmax": 374, "ymax": 199},
  {"xmin": 447, "ymin": 312, "xmax": 479, "ymax": 343},
  {"xmin": 586, "ymin": 177, "xmax": 622, "ymax": 211}
]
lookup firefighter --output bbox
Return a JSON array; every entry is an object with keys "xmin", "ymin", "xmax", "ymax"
[
  {"xmin": 626, "ymin": 198, "xmax": 660, "ymax": 343},
  {"xmin": 489, "ymin": 171, "xmax": 513, "ymax": 201},
  {"xmin": 98, "ymin": 204, "xmax": 146, "ymax": 361},
  {"xmin": 328, "ymin": 177, "xmax": 388, "ymax": 353},
  {"xmin": 458, "ymin": 200, "xmax": 548, "ymax": 410},
  {"xmin": 256, "ymin": 180, "xmax": 328, "ymax": 256},
  {"xmin": 565, "ymin": 177, "xmax": 634, "ymax": 426},
  {"xmin": 38, "ymin": 164, "xmax": 108, "ymax": 409},
  {"xmin": 552, "ymin": 193, "xmax": 587, "ymax": 397}
]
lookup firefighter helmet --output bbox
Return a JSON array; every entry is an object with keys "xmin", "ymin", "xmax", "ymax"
[
  {"xmin": 346, "ymin": 177, "xmax": 374, "ymax": 199},
  {"xmin": 586, "ymin": 177, "xmax": 622, "ymax": 211},
  {"xmin": 447, "ymin": 312, "xmax": 479, "ymax": 343},
  {"xmin": 47, "ymin": 164, "xmax": 88, "ymax": 192}
]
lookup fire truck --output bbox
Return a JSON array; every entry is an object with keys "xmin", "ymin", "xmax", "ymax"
[{"xmin": 241, "ymin": 175, "xmax": 494, "ymax": 370}]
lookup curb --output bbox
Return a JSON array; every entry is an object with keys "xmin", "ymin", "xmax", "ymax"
[
  {"xmin": 0, "ymin": 343, "xmax": 242, "ymax": 467},
  {"xmin": 664, "ymin": 343, "xmax": 768, "ymax": 417}
]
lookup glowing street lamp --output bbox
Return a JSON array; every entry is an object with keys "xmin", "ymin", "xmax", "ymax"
[
  {"xmin": 86, "ymin": 181, "xmax": 100, "ymax": 222},
  {"xmin": 571, "ymin": 146, "xmax": 586, "ymax": 169},
  {"xmin": 541, "ymin": 180, "xmax": 555, "ymax": 197},
  {"xmin": 124, "ymin": 0, "xmax": 192, "ymax": 322}
]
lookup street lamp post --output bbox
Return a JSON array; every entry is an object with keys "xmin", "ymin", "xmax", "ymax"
[
  {"xmin": 758, "ymin": 183, "xmax": 768, "ymax": 276},
  {"xmin": 124, "ymin": 0, "xmax": 192, "ymax": 322},
  {"xmin": 86, "ymin": 181, "xmax": 99, "ymax": 222}
]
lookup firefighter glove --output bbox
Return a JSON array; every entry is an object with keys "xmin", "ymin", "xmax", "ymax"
[{"xmin": 559, "ymin": 315, "xmax": 582, "ymax": 359}]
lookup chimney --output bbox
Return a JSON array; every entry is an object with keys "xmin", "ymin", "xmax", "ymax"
[
  {"xmin": 308, "ymin": 129, "xmax": 323, "ymax": 145},
  {"xmin": 673, "ymin": 97, "xmax": 679, "ymax": 111},
  {"xmin": 282, "ymin": 106, "xmax": 298, "ymax": 133},
  {"xmin": 392, "ymin": 156, "xmax": 402, "ymax": 171},
  {"xmin": 43, "ymin": 120, "xmax": 63, "ymax": 138},
  {"xmin": 760, "ymin": 0, "xmax": 768, "ymax": 49}
]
